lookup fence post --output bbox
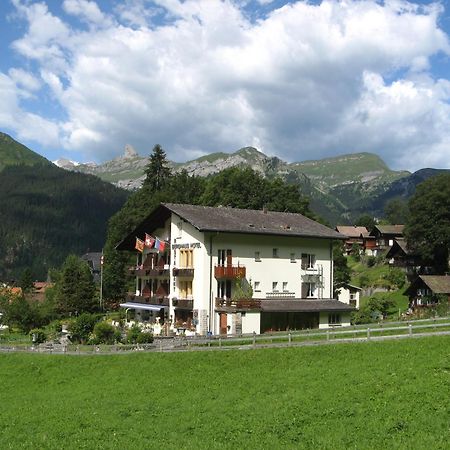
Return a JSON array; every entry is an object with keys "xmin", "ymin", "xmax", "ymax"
[
  {"xmin": 253, "ymin": 331, "xmax": 256, "ymax": 348},
  {"xmin": 408, "ymin": 324, "xmax": 412, "ymax": 336},
  {"xmin": 326, "ymin": 330, "xmax": 330, "ymax": 341},
  {"xmin": 288, "ymin": 332, "xmax": 292, "ymax": 346},
  {"xmin": 219, "ymin": 337, "xmax": 222, "ymax": 348},
  {"xmin": 367, "ymin": 328, "xmax": 371, "ymax": 340},
  {"xmin": 159, "ymin": 340, "xmax": 162, "ymax": 352}
]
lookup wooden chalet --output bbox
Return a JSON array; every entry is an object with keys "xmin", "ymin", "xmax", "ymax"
[
  {"xmin": 370, "ymin": 225, "xmax": 404, "ymax": 251},
  {"xmin": 404, "ymin": 275, "xmax": 450, "ymax": 309}
]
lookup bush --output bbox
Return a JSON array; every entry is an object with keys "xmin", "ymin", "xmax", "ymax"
[
  {"xmin": 69, "ymin": 313, "xmax": 101, "ymax": 343},
  {"xmin": 127, "ymin": 324, "xmax": 142, "ymax": 344},
  {"xmin": 136, "ymin": 332, "xmax": 154, "ymax": 344},
  {"xmin": 383, "ymin": 269, "xmax": 406, "ymax": 289},
  {"xmin": 358, "ymin": 275, "xmax": 369, "ymax": 288},
  {"xmin": 367, "ymin": 256, "xmax": 376, "ymax": 267},
  {"xmin": 30, "ymin": 328, "xmax": 47, "ymax": 344},
  {"xmin": 93, "ymin": 321, "xmax": 117, "ymax": 344}
]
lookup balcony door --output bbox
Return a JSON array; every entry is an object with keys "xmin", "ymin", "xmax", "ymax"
[
  {"xmin": 218, "ymin": 249, "xmax": 232, "ymax": 267},
  {"xmin": 217, "ymin": 280, "xmax": 232, "ymax": 299}
]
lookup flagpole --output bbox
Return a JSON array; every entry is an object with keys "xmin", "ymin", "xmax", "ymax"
[{"xmin": 100, "ymin": 251, "xmax": 104, "ymax": 311}]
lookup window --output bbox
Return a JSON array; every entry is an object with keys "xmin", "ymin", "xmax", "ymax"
[
  {"xmin": 290, "ymin": 253, "xmax": 296, "ymax": 263},
  {"xmin": 350, "ymin": 300, "xmax": 357, "ymax": 307},
  {"xmin": 177, "ymin": 221, "xmax": 183, "ymax": 239},
  {"xmin": 273, "ymin": 248, "xmax": 279, "ymax": 258},
  {"xmin": 282, "ymin": 282, "xmax": 288, "ymax": 292},
  {"xmin": 302, "ymin": 282, "xmax": 316, "ymax": 298},
  {"xmin": 254, "ymin": 281, "xmax": 261, "ymax": 292},
  {"xmin": 301, "ymin": 253, "xmax": 316, "ymax": 270},
  {"xmin": 180, "ymin": 249, "xmax": 194, "ymax": 268},
  {"xmin": 272, "ymin": 282, "xmax": 278, "ymax": 292},
  {"xmin": 349, "ymin": 292, "xmax": 356, "ymax": 301},
  {"xmin": 255, "ymin": 251, "xmax": 261, "ymax": 262},
  {"xmin": 179, "ymin": 280, "xmax": 193, "ymax": 299},
  {"xmin": 328, "ymin": 313, "xmax": 341, "ymax": 325}
]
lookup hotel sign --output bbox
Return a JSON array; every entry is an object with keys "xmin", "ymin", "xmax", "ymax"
[{"xmin": 172, "ymin": 242, "xmax": 201, "ymax": 250}]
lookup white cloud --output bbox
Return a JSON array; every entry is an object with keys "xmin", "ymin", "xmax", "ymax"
[
  {"xmin": 6, "ymin": 0, "xmax": 450, "ymax": 170},
  {"xmin": 0, "ymin": 72, "xmax": 60, "ymax": 147}
]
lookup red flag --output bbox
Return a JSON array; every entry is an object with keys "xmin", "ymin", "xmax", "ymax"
[
  {"xmin": 135, "ymin": 237, "xmax": 144, "ymax": 253},
  {"xmin": 145, "ymin": 233, "xmax": 155, "ymax": 248},
  {"xmin": 159, "ymin": 240, "xmax": 166, "ymax": 253}
]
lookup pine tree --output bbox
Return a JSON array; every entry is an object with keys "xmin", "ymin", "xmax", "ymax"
[{"xmin": 143, "ymin": 144, "xmax": 172, "ymax": 191}]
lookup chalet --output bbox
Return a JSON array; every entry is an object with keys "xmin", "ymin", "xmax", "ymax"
[
  {"xmin": 116, "ymin": 203, "xmax": 354, "ymax": 335},
  {"xmin": 335, "ymin": 225, "xmax": 377, "ymax": 255},
  {"xmin": 370, "ymin": 225, "xmax": 404, "ymax": 251},
  {"xmin": 404, "ymin": 275, "xmax": 450, "ymax": 309}
]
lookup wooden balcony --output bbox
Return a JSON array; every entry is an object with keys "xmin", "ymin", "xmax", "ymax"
[
  {"xmin": 214, "ymin": 265, "xmax": 246, "ymax": 279},
  {"xmin": 128, "ymin": 266, "xmax": 169, "ymax": 277},
  {"xmin": 215, "ymin": 297, "xmax": 261, "ymax": 311},
  {"xmin": 126, "ymin": 294, "xmax": 169, "ymax": 307},
  {"xmin": 172, "ymin": 268, "xmax": 194, "ymax": 277},
  {"xmin": 172, "ymin": 298, "xmax": 194, "ymax": 309}
]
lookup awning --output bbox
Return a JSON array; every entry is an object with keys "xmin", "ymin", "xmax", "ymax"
[{"xmin": 119, "ymin": 302, "xmax": 165, "ymax": 311}]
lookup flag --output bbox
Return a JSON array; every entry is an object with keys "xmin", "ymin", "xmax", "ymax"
[
  {"xmin": 159, "ymin": 240, "xmax": 166, "ymax": 253},
  {"xmin": 154, "ymin": 237, "xmax": 161, "ymax": 251},
  {"xmin": 135, "ymin": 237, "xmax": 144, "ymax": 252},
  {"xmin": 145, "ymin": 233, "xmax": 155, "ymax": 248}
]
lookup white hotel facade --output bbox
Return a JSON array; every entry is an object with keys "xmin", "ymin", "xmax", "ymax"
[{"xmin": 117, "ymin": 203, "xmax": 353, "ymax": 335}]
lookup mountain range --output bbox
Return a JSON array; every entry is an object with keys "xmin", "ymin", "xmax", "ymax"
[{"xmin": 54, "ymin": 144, "xmax": 448, "ymax": 224}]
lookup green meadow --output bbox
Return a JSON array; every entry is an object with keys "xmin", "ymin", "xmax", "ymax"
[{"xmin": 1, "ymin": 336, "xmax": 449, "ymax": 449}]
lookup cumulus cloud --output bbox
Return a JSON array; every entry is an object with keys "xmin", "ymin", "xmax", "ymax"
[{"xmin": 5, "ymin": 0, "xmax": 450, "ymax": 170}]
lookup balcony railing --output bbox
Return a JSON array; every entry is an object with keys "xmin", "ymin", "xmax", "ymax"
[
  {"xmin": 172, "ymin": 298, "xmax": 194, "ymax": 309},
  {"xmin": 126, "ymin": 293, "xmax": 169, "ymax": 307},
  {"xmin": 214, "ymin": 265, "xmax": 246, "ymax": 279},
  {"xmin": 215, "ymin": 297, "xmax": 261, "ymax": 310},
  {"xmin": 265, "ymin": 291, "xmax": 296, "ymax": 299},
  {"xmin": 128, "ymin": 266, "xmax": 170, "ymax": 277},
  {"xmin": 172, "ymin": 267, "xmax": 194, "ymax": 277}
]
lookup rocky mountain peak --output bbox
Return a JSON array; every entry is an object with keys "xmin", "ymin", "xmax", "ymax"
[{"xmin": 123, "ymin": 144, "xmax": 138, "ymax": 159}]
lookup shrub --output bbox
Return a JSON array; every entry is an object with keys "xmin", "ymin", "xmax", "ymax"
[
  {"xmin": 93, "ymin": 321, "xmax": 117, "ymax": 344},
  {"xmin": 69, "ymin": 313, "xmax": 101, "ymax": 343},
  {"xmin": 30, "ymin": 328, "xmax": 47, "ymax": 344},
  {"xmin": 358, "ymin": 275, "xmax": 369, "ymax": 288},
  {"xmin": 367, "ymin": 256, "xmax": 376, "ymax": 267},
  {"xmin": 136, "ymin": 332, "xmax": 154, "ymax": 344},
  {"xmin": 127, "ymin": 324, "xmax": 142, "ymax": 344},
  {"xmin": 383, "ymin": 269, "xmax": 406, "ymax": 289}
]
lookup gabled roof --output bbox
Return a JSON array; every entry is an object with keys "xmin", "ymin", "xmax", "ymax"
[
  {"xmin": 117, "ymin": 203, "xmax": 345, "ymax": 251},
  {"xmin": 371, "ymin": 225, "xmax": 405, "ymax": 236},
  {"xmin": 335, "ymin": 226, "xmax": 368, "ymax": 238},
  {"xmin": 405, "ymin": 275, "xmax": 450, "ymax": 296},
  {"xmin": 260, "ymin": 299, "xmax": 354, "ymax": 312},
  {"xmin": 385, "ymin": 238, "xmax": 410, "ymax": 258}
]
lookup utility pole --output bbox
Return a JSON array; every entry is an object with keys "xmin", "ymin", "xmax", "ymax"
[{"xmin": 100, "ymin": 252, "xmax": 104, "ymax": 311}]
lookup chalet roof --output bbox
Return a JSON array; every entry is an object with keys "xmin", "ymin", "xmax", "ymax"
[
  {"xmin": 419, "ymin": 275, "xmax": 450, "ymax": 294},
  {"xmin": 385, "ymin": 238, "xmax": 410, "ymax": 258},
  {"xmin": 405, "ymin": 275, "xmax": 450, "ymax": 296},
  {"xmin": 371, "ymin": 225, "xmax": 405, "ymax": 236},
  {"xmin": 335, "ymin": 226, "xmax": 368, "ymax": 238},
  {"xmin": 260, "ymin": 299, "xmax": 354, "ymax": 312},
  {"xmin": 117, "ymin": 203, "xmax": 345, "ymax": 250}
]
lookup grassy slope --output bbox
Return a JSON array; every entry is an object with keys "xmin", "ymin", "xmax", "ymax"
[
  {"xmin": 0, "ymin": 132, "xmax": 49, "ymax": 171},
  {"xmin": 348, "ymin": 256, "xmax": 410, "ymax": 316},
  {"xmin": 0, "ymin": 337, "xmax": 449, "ymax": 449}
]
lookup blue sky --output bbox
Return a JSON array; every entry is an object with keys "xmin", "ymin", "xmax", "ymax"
[{"xmin": 0, "ymin": 0, "xmax": 449, "ymax": 170}]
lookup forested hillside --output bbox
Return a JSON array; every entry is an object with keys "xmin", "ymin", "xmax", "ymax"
[
  {"xmin": 0, "ymin": 164, "xmax": 129, "ymax": 280},
  {"xmin": 0, "ymin": 132, "xmax": 49, "ymax": 170}
]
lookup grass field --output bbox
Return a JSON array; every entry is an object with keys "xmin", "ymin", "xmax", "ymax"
[{"xmin": 1, "ymin": 336, "xmax": 449, "ymax": 449}]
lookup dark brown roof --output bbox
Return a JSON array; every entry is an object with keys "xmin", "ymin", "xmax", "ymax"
[
  {"xmin": 164, "ymin": 203, "xmax": 343, "ymax": 238},
  {"xmin": 260, "ymin": 299, "xmax": 354, "ymax": 312},
  {"xmin": 372, "ymin": 225, "xmax": 405, "ymax": 235},
  {"xmin": 117, "ymin": 203, "xmax": 345, "ymax": 250},
  {"xmin": 385, "ymin": 238, "xmax": 410, "ymax": 258},
  {"xmin": 419, "ymin": 276, "xmax": 450, "ymax": 294}
]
